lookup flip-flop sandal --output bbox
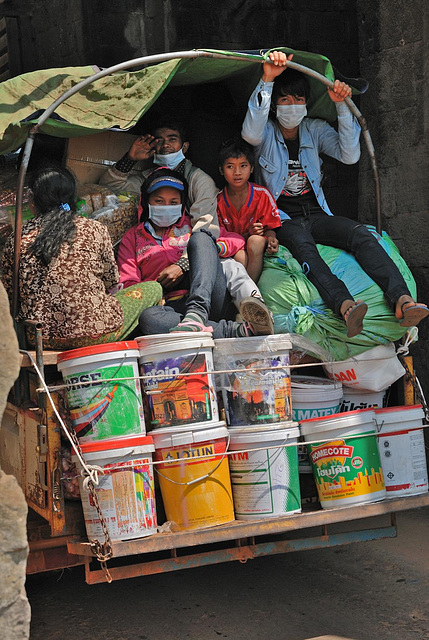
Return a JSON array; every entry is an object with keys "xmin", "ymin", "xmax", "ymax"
[
  {"xmin": 169, "ymin": 320, "xmax": 213, "ymax": 333},
  {"xmin": 239, "ymin": 297, "xmax": 274, "ymax": 335},
  {"xmin": 399, "ymin": 302, "xmax": 429, "ymax": 327},
  {"xmin": 343, "ymin": 301, "xmax": 368, "ymax": 338}
]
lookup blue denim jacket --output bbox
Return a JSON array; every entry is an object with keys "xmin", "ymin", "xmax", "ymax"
[{"xmin": 241, "ymin": 80, "xmax": 361, "ymax": 220}]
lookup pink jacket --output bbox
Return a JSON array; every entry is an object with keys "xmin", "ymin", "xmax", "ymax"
[{"xmin": 117, "ymin": 213, "xmax": 245, "ymax": 290}]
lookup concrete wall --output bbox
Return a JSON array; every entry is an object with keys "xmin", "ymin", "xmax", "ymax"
[
  {"xmin": 2, "ymin": 0, "xmax": 93, "ymax": 76},
  {"xmin": 357, "ymin": 0, "xmax": 429, "ymax": 393},
  {"xmin": 0, "ymin": 283, "xmax": 29, "ymax": 640}
]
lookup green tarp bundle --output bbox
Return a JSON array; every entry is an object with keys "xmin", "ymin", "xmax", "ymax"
[
  {"xmin": 259, "ymin": 228, "xmax": 416, "ymax": 362},
  {"xmin": 0, "ymin": 47, "xmax": 344, "ymax": 155}
]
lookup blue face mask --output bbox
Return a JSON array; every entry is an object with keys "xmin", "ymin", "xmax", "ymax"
[
  {"xmin": 153, "ymin": 148, "xmax": 186, "ymax": 169},
  {"xmin": 148, "ymin": 204, "xmax": 182, "ymax": 228}
]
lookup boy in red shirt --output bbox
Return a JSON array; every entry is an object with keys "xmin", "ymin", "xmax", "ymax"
[{"xmin": 217, "ymin": 137, "xmax": 281, "ymax": 282}]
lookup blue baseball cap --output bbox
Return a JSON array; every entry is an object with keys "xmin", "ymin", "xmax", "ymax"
[{"xmin": 146, "ymin": 175, "xmax": 185, "ymax": 193}]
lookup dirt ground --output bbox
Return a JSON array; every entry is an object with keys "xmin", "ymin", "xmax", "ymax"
[{"xmin": 26, "ymin": 507, "xmax": 429, "ymax": 640}]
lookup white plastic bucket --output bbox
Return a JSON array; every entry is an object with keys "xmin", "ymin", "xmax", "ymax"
[
  {"xmin": 137, "ymin": 333, "xmax": 219, "ymax": 430},
  {"xmin": 341, "ymin": 386, "xmax": 387, "ymax": 412},
  {"xmin": 300, "ymin": 409, "xmax": 386, "ymax": 509},
  {"xmin": 152, "ymin": 421, "xmax": 234, "ymax": 531},
  {"xmin": 375, "ymin": 405, "xmax": 428, "ymax": 497},
  {"xmin": 291, "ymin": 375, "xmax": 343, "ymax": 421},
  {"xmin": 213, "ymin": 335, "xmax": 292, "ymax": 426},
  {"xmin": 73, "ymin": 435, "xmax": 156, "ymax": 541},
  {"xmin": 57, "ymin": 341, "xmax": 145, "ymax": 442},
  {"xmin": 228, "ymin": 423, "xmax": 301, "ymax": 519}
]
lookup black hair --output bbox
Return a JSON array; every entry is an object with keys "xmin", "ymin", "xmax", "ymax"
[
  {"xmin": 152, "ymin": 118, "xmax": 189, "ymax": 144},
  {"xmin": 28, "ymin": 166, "xmax": 78, "ymax": 266},
  {"xmin": 218, "ymin": 136, "xmax": 255, "ymax": 168},
  {"xmin": 140, "ymin": 167, "xmax": 188, "ymax": 223},
  {"xmin": 271, "ymin": 69, "xmax": 310, "ymax": 116}
]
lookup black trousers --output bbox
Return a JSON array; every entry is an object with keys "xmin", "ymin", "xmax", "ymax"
[{"xmin": 276, "ymin": 214, "xmax": 410, "ymax": 315}]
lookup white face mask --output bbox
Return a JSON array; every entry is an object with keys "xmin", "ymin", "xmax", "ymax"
[
  {"xmin": 153, "ymin": 148, "xmax": 186, "ymax": 169},
  {"xmin": 148, "ymin": 204, "xmax": 182, "ymax": 228},
  {"xmin": 276, "ymin": 104, "xmax": 307, "ymax": 129}
]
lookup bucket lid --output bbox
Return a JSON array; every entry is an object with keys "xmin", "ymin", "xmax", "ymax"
[
  {"xmin": 57, "ymin": 341, "xmax": 139, "ymax": 364},
  {"xmin": 150, "ymin": 419, "xmax": 225, "ymax": 435},
  {"xmin": 227, "ymin": 420, "xmax": 298, "ymax": 434},
  {"xmin": 375, "ymin": 404, "xmax": 424, "ymax": 415},
  {"xmin": 299, "ymin": 407, "xmax": 376, "ymax": 437},
  {"xmin": 214, "ymin": 334, "xmax": 292, "ymax": 354},
  {"xmin": 228, "ymin": 422, "xmax": 300, "ymax": 444},
  {"xmin": 136, "ymin": 332, "xmax": 214, "ymax": 356},
  {"xmin": 79, "ymin": 434, "xmax": 154, "ymax": 454},
  {"xmin": 291, "ymin": 375, "xmax": 342, "ymax": 391},
  {"xmin": 152, "ymin": 422, "xmax": 228, "ymax": 449}
]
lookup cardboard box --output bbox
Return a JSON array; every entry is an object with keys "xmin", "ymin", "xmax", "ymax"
[{"xmin": 66, "ymin": 131, "xmax": 137, "ymax": 183}]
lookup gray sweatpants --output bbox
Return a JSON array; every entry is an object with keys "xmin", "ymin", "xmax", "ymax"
[{"xmin": 221, "ymin": 258, "xmax": 262, "ymax": 311}]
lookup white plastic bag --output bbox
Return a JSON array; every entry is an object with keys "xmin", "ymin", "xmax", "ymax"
[{"xmin": 323, "ymin": 343, "xmax": 405, "ymax": 392}]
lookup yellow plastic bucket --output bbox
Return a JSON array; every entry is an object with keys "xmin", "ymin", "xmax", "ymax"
[{"xmin": 152, "ymin": 422, "xmax": 234, "ymax": 531}]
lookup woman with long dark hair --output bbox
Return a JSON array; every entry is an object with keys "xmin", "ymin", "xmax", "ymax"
[{"xmin": 2, "ymin": 166, "xmax": 162, "ymax": 349}]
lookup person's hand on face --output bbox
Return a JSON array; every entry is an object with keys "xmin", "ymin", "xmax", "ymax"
[
  {"xmin": 328, "ymin": 79, "xmax": 352, "ymax": 103},
  {"xmin": 156, "ymin": 264, "xmax": 185, "ymax": 290},
  {"xmin": 262, "ymin": 50, "xmax": 294, "ymax": 83},
  {"xmin": 128, "ymin": 135, "xmax": 160, "ymax": 161}
]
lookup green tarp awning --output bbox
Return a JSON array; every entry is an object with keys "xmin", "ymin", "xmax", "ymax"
[{"xmin": 0, "ymin": 48, "xmax": 346, "ymax": 155}]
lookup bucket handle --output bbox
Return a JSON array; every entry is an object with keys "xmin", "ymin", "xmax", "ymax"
[{"xmin": 155, "ymin": 433, "xmax": 231, "ymax": 487}]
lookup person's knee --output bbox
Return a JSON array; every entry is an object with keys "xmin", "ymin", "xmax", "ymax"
[
  {"xmin": 348, "ymin": 223, "xmax": 376, "ymax": 252},
  {"xmin": 246, "ymin": 235, "xmax": 266, "ymax": 256},
  {"xmin": 190, "ymin": 228, "xmax": 217, "ymax": 248}
]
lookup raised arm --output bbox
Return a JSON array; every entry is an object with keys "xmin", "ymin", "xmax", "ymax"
[
  {"xmin": 318, "ymin": 79, "xmax": 361, "ymax": 165},
  {"xmin": 242, "ymin": 51, "xmax": 292, "ymax": 146}
]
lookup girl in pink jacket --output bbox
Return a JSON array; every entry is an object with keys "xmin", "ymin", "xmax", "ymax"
[{"xmin": 117, "ymin": 168, "xmax": 273, "ymax": 338}]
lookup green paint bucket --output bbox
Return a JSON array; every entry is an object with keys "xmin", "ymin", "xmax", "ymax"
[{"xmin": 58, "ymin": 341, "xmax": 145, "ymax": 442}]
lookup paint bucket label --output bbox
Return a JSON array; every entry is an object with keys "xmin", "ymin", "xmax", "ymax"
[
  {"xmin": 307, "ymin": 434, "xmax": 385, "ymax": 506},
  {"xmin": 229, "ymin": 446, "xmax": 301, "ymax": 517},
  {"xmin": 379, "ymin": 429, "xmax": 428, "ymax": 495},
  {"xmin": 221, "ymin": 355, "xmax": 291, "ymax": 426},
  {"xmin": 78, "ymin": 456, "xmax": 156, "ymax": 541},
  {"xmin": 341, "ymin": 389, "xmax": 386, "ymax": 412},
  {"xmin": 140, "ymin": 351, "xmax": 218, "ymax": 429},
  {"xmin": 293, "ymin": 404, "xmax": 341, "ymax": 421},
  {"xmin": 63, "ymin": 361, "xmax": 145, "ymax": 441},
  {"xmin": 154, "ymin": 435, "xmax": 234, "ymax": 530}
]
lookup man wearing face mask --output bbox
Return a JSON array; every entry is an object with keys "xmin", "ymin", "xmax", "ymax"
[
  {"xmin": 101, "ymin": 120, "xmax": 219, "ymax": 240},
  {"xmin": 241, "ymin": 50, "xmax": 429, "ymax": 336},
  {"xmin": 102, "ymin": 118, "xmax": 275, "ymax": 333}
]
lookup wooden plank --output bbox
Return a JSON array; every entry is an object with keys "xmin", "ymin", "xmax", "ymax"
[
  {"xmin": 67, "ymin": 492, "xmax": 429, "ymax": 558},
  {"xmin": 19, "ymin": 350, "xmax": 62, "ymax": 367}
]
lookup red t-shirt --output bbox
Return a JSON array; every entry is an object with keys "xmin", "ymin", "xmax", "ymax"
[{"xmin": 217, "ymin": 183, "xmax": 281, "ymax": 237}]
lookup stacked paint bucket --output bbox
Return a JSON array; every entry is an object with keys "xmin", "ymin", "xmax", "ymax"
[
  {"xmin": 57, "ymin": 341, "xmax": 157, "ymax": 541},
  {"xmin": 136, "ymin": 333, "xmax": 234, "ymax": 531},
  {"xmin": 214, "ymin": 335, "xmax": 302, "ymax": 520},
  {"xmin": 290, "ymin": 373, "xmax": 388, "ymax": 509},
  {"xmin": 291, "ymin": 375, "xmax": 343, "ymax": 474}
]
